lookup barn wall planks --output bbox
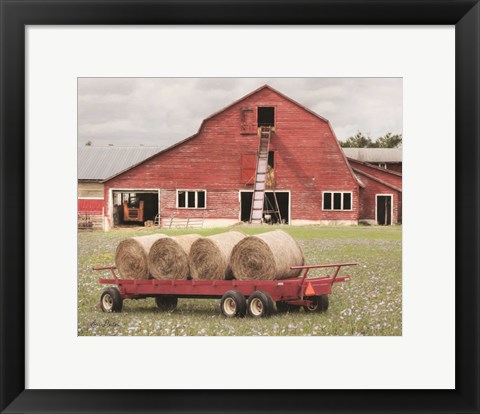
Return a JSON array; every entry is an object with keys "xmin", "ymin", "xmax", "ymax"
[
  {"xmin": 385, "ymin": 163, "xmax": 402, "ymax": 173},
  {"xmin": 78, "ymin": 198, "xmax": 103, "ymax": 212},
  {"xmin": 349, "ymin": 159, "xmax": 402, "ymax": 189},
  {"xmin": 78, "ymin": 182, "xmax": 104, "ymax": 198}
]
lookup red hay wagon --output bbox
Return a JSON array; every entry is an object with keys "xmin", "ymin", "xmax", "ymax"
[{"xmin": 95, "ymin": 263, "xmax": 356, "ymax": 318}]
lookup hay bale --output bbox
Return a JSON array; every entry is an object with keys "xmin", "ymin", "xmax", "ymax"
[
  {"xmin": 115, "ymin": 234, "xmax": 169, "ymax": 279},
  {"xmin": 148, "ymin": 234, "xmax": 201, "ymax": 280},
  {"xmin": 230, "ymin": 230, "xmax": 304, "ymax": 280},
  {"xmin": 266, "ymin": 165, "xmax": 276, "ymax": 188},
  {"xmin": 189, "ymin": 231, "xmax": 246, "ymax": 280}
]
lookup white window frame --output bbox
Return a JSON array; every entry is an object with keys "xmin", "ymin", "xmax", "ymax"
[
  {"xmin": 176, "ymin": 189, "xmax": 207, "ymax": 209},
  {"xmin": 378, "ymin": 163, "xmax": 387, "ymax": 169},
  {"xmin": 322, "ymin": 191, "xmax": 353, "ymax": 211}
]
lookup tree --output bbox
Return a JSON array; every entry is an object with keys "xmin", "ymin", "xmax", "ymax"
[
  {"xmin": 375, "ymin": 133, "xmax": 402, "ymax": 148},
  {"xmin": 340, "ymin": 132, "xmax": 402, "ymax": 148},
  {"xmin": 340, "ymin": 132, "xmax": 372, "ymax": 148}
]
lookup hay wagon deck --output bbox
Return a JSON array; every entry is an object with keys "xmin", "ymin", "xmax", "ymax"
[{"xmin": 95, "ymin": 263, "xmax": 356, "ymax": 318}]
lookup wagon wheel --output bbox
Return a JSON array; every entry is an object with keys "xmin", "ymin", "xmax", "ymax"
[
  {"xmin": 276, "ymin": 301, "xmax": 301, "ymax": 313},
  {"xmin": 247, "ymin": 291, "xmax": 274, "ymax": 318},
  {"xmin": 220, "ymin": 290, "xmax": 247, "ymax": 318},
  {"xmin": 100, "ymin": 288, "xmax": 123, "ymax": 313},
  {"xmin": 155, "ymin": 296, "xmax": 178, "ymax": 311},
  {"xmin": 303, "ymin": 295, "xmax": 329, "ymax": 313}
]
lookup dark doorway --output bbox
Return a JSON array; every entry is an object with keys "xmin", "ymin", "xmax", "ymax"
[
  {"xmin": 112, "ymin": 191, "xmax": 159, "ymax": 226},
  {"xmin": 141, "ymin": 193, "xmax": 159, "ymax": 221},
  {"xmin": 376, "ymin": 195, "xmax": 392, "ymax": 225},
  {"xmin": 257, "ymin": 107, "xmax": 275, "ymax": 127},
  {"xmin": 268, "ymin": 151, "xmax": 274, "ymax": 168},
  {"xmin": 240, "ymin": 191, "xmax": 289, "ymax": 224},
  {"xmin": 240, "ymin": 192, "xmax": 253, "ymax": 222}
]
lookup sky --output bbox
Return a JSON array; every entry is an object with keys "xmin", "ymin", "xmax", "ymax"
[{"xmin": 78, "ymin": 78, "xmax": 402, "ymax": 148}]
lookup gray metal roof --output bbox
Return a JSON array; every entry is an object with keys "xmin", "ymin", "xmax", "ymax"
[
  {"xmin": 342, "ymin": 148, "xmax": 402, "ymax": 163},
  {"xmin": 78, "ymin": 146, "xmax": 164, "ymax": 180}
]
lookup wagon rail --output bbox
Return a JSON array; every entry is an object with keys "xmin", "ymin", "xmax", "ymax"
[{"xmin": 95, "ymin": 262, "xmax": 356, "ymax": 317}]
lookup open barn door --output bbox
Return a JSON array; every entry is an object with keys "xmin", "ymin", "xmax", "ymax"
[
  {"xmin": 240, "ymin": 191, "xmax": 289, "ymax": 224},
  {"xmin": 376, "ymin": 195, "xmax": 392, "ymax": 225},
  {"xmin": 112, "ymin": 190, "xmax": 159, "ymax": 226}
]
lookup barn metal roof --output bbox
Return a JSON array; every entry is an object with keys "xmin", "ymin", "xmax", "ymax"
[
  {"xmin": 78, "ymin": 146, "xmax": 164, "ymax": 180},
  {"xmin": 342, "ymin": 148, "xmax": 402, "ymax": 163}
]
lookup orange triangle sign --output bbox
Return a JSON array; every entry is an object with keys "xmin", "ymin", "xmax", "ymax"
[{"xmin": 305, "ymin": 282, "xmax": 315, "ymax": 296}]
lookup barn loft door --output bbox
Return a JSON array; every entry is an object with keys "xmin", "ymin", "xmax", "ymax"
[
  {"xmin": 257, "ymin": 107, "xmax": 275, "ymax": 127},
  {"xmin": 376, "ymin": 195, "xmax": 392, "ymax": 225},
  {"xmin": 240, "ymin": 107, "xmax": 256, "ymax": 135},
  {"xmin": 241, "ymin": 153, "xmax": 257, "ymax": 184}
]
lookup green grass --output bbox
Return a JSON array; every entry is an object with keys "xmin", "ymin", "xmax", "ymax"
[{"xmin": 78, "ymin": 225, "xmax": 402, "ymax": 336}]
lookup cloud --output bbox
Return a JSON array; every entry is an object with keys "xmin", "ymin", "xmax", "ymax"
[{"xmin": 78, "ymin": 78, "xmax": 402, "ymax": 146}]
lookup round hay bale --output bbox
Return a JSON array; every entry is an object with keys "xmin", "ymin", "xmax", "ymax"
[
  {"xmin": 148, "ymin": 234, "xmax": 201, "ymax": 280},
  {"xmin": 230, "ymin": 230, "xmax": 304, "ymax": 280},
  {"xmin": 115, "ymin": 234, "xmax": 169, "ymax": 279},
  {"xmin": 189, "ymin": 231, "xmax": 246, "ymax": 280}
]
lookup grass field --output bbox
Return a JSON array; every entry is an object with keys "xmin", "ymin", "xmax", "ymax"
[{"xmin": 78, "ymin": 225, "xmax": 402, "ymax": 336}]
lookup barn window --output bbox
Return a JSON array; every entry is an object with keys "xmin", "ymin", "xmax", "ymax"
[
  {"xmin": 333, "ymin": 193, "xmax": 342, "ymax": 209},
  {"xmin": 323, "ymin": 192, "xmax": 352, "ymax": 211},
  {"xmin": 188, "ymin": 192, "xmax": 195, "ymax": 208},
  {"xmin": 343, "ymin": 193, "xmax": 352, "ymax": 210},
  {"xmin": 257, "ymin": 107, "xmax": 275, "ymax": 127},
  {"xmin": 178, "ymin": 191, "xmax": 186, "ymax": 207},
  {"xmin": 197, "ymin": 191, "xmax": 206, "ymax": 208},
  {"xmin": 378, "ymin": 163, "xmax": 387, "ymax": 169},
  {"xmin": 177, "ymin": 190, "xmax": 207, "ymax": 209}
]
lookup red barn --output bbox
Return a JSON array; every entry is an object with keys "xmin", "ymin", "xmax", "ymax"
[{"xmin": 101, "ymin": 85, "xmax": 400, "ymax": 229}]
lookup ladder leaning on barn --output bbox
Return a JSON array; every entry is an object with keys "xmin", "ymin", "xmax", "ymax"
[{"xmin": 249, "ymin": 126, "xmax": 282, "ymax": 224}]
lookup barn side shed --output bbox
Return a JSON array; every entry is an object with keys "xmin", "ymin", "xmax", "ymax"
[{"xmin": 348, "ymin": 159, "xmax": 403, "ymax": 225}]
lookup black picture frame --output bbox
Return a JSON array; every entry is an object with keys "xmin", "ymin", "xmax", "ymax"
[{"xmin": 1, "ymin": 1, "xmax": 479, "ymax": 413}]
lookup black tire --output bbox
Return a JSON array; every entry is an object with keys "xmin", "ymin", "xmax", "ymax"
[
  {"xmin": 276, "ymin": 301, "xmax": 301, "ymax": 313},
  {"xmin": 303, "ymin": 295, "xmax": 329, "ymax": 313},
  {"xmin": 100, "ymin": 288, "xmax": 123, "ymax": 313},
  {"xmin": 155, "ymin": 296, "xmax": 178, "ymax": 311},
  {"xmin": 247, "ymin": 291, "xmax": 274, "ymax": 318},
  {"xmin": 220, "ymin": 290, "xmax": 247, "ymax": 318}
]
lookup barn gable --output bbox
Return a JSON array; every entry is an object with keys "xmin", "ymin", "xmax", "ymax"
[{"xmin": 104, "ymin": 85, "xmax": 359, "ymax": 187}]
